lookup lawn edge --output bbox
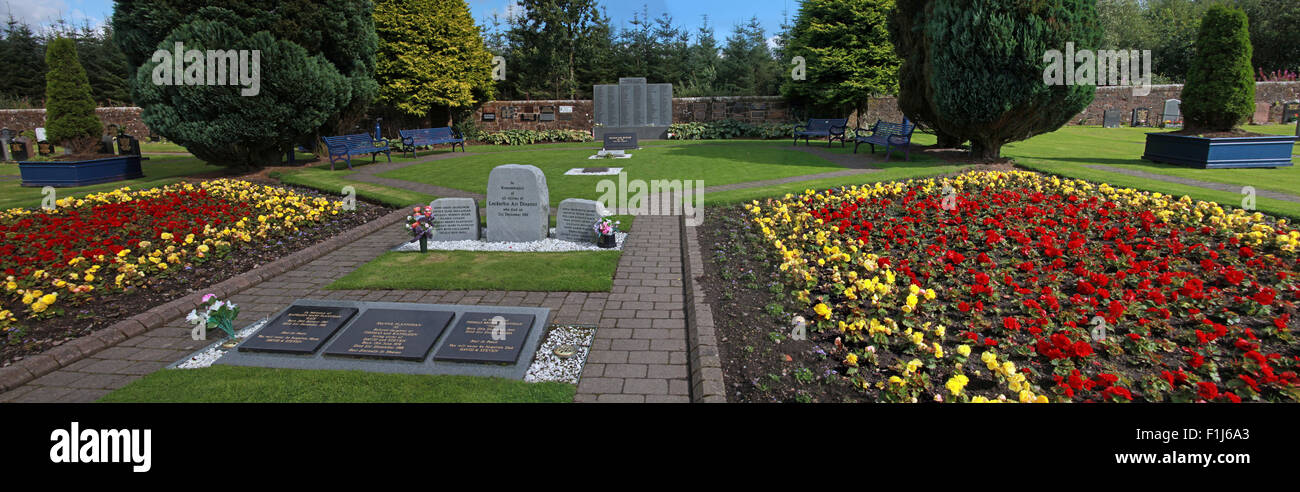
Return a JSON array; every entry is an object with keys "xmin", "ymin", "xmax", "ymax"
[{"xmin": 0, "ymin": 208, "xmax": 408, "ymax": 393}]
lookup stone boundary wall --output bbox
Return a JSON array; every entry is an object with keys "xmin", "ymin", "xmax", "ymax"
[{"xmin": 7, "ymin": 81, "xmax": 1295, "ymax": 139}]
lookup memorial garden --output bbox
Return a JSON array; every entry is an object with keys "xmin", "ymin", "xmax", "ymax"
[{"xmin": 0, "ymin": 0, "xmax": 1297, "ymax": 404}]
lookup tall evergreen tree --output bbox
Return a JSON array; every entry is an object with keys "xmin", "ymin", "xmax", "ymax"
[
  {"xmin": 717, "ymin": 17, "xmax": 778, "ymax": 96},
  {"xmin": 0, "ymin": 16, "xmax": 46, "ymax": 103},
  {"xmin": 373, "ymin": 0, "xmax": 494, "ymax": 126},
  {"xmin": 504, "ymin": 0, "xmax": 610, "ymax": 100},
  {"xmin": 781, "ymin": 0, "xmax": 899, "ymax": 119},
  {"xmin": 44, "ymin": 37, "xmax": 101, "ymax": 153}
]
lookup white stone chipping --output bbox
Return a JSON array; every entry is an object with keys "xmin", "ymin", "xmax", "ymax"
[
  {"xmin": 175, "ymin": 318, "xmax": 269, "ymax": 369},
  {"xmin": 564, "ymin": 167, "xmax": 624, "ymax": 175},
  {"xmin": 392, "ymin": 227, "xmax": 626, "ymax": 252},
  {"xmin": 524, "ymin": 325, "xmax": 596, "ymax": 384}
]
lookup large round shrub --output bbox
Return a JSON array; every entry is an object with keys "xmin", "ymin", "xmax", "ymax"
[
  {"xmin": 44, "ymin": 37, "xmax": 102, "ymax": 154},
  {"xmin": 1181, "ymin": 6, "xmax": 1254, "ymax": 132}
]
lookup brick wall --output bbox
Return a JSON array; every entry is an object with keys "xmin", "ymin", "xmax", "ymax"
[
  {"xmin": 0, "ymin": 107, "xmax": 153, "ymax": 138},
  {"xmin": 1075, "ymin": 81, "xmax": 1300, "ymax": 125}
]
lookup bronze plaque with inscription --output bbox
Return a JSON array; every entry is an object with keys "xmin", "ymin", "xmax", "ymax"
[
  {"xmin": 324, "ymin": 309, "xmax": 454, "ymax": 361},
  {"xmin": 238, "ymin": 306, "xmax": 358, "ymax": 355},
  {"xmin": 433, "ymin": 312, "xmax": 536, "ymax": 364}
]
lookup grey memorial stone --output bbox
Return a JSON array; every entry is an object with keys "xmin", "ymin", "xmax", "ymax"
[
  {"xmin": 486, "ymin": 164, "xmax": 549, "ymax": 242},
  {"xmin": 555, "ymin": 198, "xmax": 608, "ymax": 243},
  {"xmin": 1162, "ymin": 99, "xmax": 1182, "ymax": 128},
  {"xmin": 594, "ymin": 77, "xmax": 673, "ymax": 140},
  {"xmin": 1103, "ymin": 109, "xmax": 1121, "ymax": 128},
  {"xmin": 429, "ymin": 197, "xmax": 480, "ymax": 241},
  {"xmin": 1253, "ymin": 102, "xmax": 1272, "ymax": 125}
]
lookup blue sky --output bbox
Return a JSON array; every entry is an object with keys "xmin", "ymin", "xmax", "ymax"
[{"xmin": 6, "ymin": 0, "xmax": 794, "ymax": 39}]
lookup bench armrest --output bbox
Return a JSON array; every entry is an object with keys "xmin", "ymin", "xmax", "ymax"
[{"xmin": 887, "ymin": 134, "xmax": 911, "ymax": 145}]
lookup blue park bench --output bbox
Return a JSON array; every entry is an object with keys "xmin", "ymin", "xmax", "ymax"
[
  {"xmin": 398, "ymin": 127, "xmax": 465, "ymax": 157},
  {"xmin": 854, "ymin": 119, "xmax": 915, "ymax": 161},
  {"xmin": 794, "ymin": 118, "xmax": 849, "ymax": 147},
  {"xmin": 321, "ymin": 133, "xmax": 391, "ymax": 170}
]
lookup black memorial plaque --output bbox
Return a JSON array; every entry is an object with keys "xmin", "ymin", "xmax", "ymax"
[
  {"xmin": 1102, "ymin": 109, "xmax": 1121, "ymax": 128},
  {"xmin": 603, "ymin": 132, "xmax": 637, "ymax": 151},
  {"xmin": 9, "ymin": 141, "xmax": 28, "ymax": 161},
  {"xmin": 481, "ymin": 112, "xmax": 496, "ymax": 122},
  {"xmin": 1284, "ymin": 101, "xmax": 1300, "ymax": 123},
  {"xmin": 324, "ymin": 309, "xmax": 454, "ymax": 361},
  {"xmin": 239, "ymin": 305, "xmax": 358, "ymax": 354},
  {"xmin": 1131, "ymin": 107, "xmax": 1150, "ymax": 127},
  {"xmin": 433, "ymin": 312, "xmax": 536, "ymax": 364},
  {"xmin": 37, "ymin": 141, "xmax": 54, "ymax": 156}
]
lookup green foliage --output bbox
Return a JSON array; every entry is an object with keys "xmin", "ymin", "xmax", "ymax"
[
  {"xmin": 476, "ymin": 129, "xmax": 592, "ymax": 145},
  {"xmin": 668, "ymin": 120, "xmax": 797, "ymax": 140},
  {"xmin": 900, "ymin": 0, "xmax": 1101, "ymax": 159},
  {"xmin": 1182, "ymin": 6, "xmax": 1255, "ymax": 131},
  {"xmin": 1238, "ymin": 0, "xmax": 1300, "ymax": 74},
  {"xmin": 43, "ymin": 37, "xmax": 101, "ymax": 152},
  {"xmin": 0, "ymin": 17, "xmax": 46, "ymax": 103},
  {"xmin": 498, "ymin": 0, "xmax": 613, "ymax": 100},
  {"xmin": 373, "ymin": 0, "xmax": 493, "ymax": 119},
  {"xmin": 716, "ymin": 18, "xmax": 783, "ymax": 97},
  {"xmin": 781, "ymin": 0, "xmax": 899, "ymax": 117},
  {"xmin": 890, "ymin": 0, "xmax": 961, "ymax": 147},
  {"xmin": 112, "ymin": 0, "xmax": 379, "ymax": 169}
]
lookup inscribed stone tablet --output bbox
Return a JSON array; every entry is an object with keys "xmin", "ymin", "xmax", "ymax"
[
  {"xmin": 486, "ymin": 164, "xmax": 549, "ymax": 242},
  {"xmin": 433, "ymin": 312, "xmax": 536, "ymax": 364},
  {"xmin": 324, "ymin": 309, "xmax": 454, "ymax": 361},
  {"xmin": 429, "ymin": 197, "xmax": 480, "ymax": 241},
  {"xmin": 556, "ymin": 198, "xmax": 608, "ymax": 243},
  {"xmin": 238, "ymin": 305, "xmax": 358, "ymax": 355}
]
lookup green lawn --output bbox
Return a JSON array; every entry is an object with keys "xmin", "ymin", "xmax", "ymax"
[
  {"xmin": 379, "ymin": 140, "xmax": 849, "ymax": 208},
  {"xmin": 0, "ymin": 155, "xmax": 221, "ymax": 210},
  {"xmin": 330, "ymin": 250, "xmax": 622, "ymax": 291},
  {"xmin": 278, "ymin": 165, "xmax": 437, "ymax": 208},
  {"xmin": 139, "ymin": 141, "xmax": 190, "ymax": 153},
  {"xmin": 1003, "ymin": 124, "xmax": 1300, "ymax": 219},
  {"xmin": 99, "ymin": 366, "xmax": 574, "ymax": 403}
]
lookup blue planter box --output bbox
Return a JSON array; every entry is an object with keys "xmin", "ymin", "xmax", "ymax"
[
  {"xmin": 18, "ymin": 155, "xmax": 145, "ymax": 187},
  {"xmin": 1142, "ymin": 132, "xmax": 1296, "ymax": 169}
]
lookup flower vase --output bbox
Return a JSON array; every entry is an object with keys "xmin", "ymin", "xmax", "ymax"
[
  {"xmin": 419, "ymin": 235, "xmax": 428, "ymax": 253},
  {"xmin": 597, "ymin": 233, "xmax": 616, "ymax": 248}
]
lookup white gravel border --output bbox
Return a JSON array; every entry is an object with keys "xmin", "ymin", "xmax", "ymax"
[
  {"xmin": 564, "ymin": 167, "xmax": 624, "ymax": 175},
  {"xmin": 175, "ymin": 318, "xmax": 269, "ymax": 369},
  {"xmin": 393, "ymin": 227, "xmax": 626, "ymax": 252},
  {"xmin": 524, "ymin": 325, "xmax": 596, "ymax": 384}
]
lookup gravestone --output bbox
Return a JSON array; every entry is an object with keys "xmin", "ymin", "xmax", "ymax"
[
  {"xmin": 486, "ymin": 164, "xmax": 549, "ymax": 242},
  {"xmin": 34, "ymin": 128, "xmax": 45, "ymax": 142},
  {"xmin": 428, "ymin": 197, "xmax": 480, "ymax": 241},
  {"xmin": 1284, "ymin": 101, "xmax": 1300, "ymax": 123},
  {"xmin": 97, "ymin": 135, "xmax": 115, "ymax": 154},
  {"xmin": 593, "ymin": 77, "xmax": 673, "ymax": 140},
  {"xmin": 1253, "ymin": 102, "xmax": 1272, "ymax": 125},
  {"xmin": 1131, "ymin": 107, "xmax": 1151, "ymax": 127},
  {"xmin": 1102, "ymin": 110, "xmax": 1121, "ymax": 128},
  {"xmin": 555, "ymin": 198, "xmax": 608, "ymax": 244},
  {"xmin": 324, "ymin": 309, "xmax": 455, "ymax": 361},
  {"xmin": 1162, "ymin": 99, "xmax": 1182, "ymax": 128},
  {"xmin": 433, "ymin": 312, "xmax": 536, "ymax": 364},
  {"xmin": 592, "ymin": 132, "xmax": 636, "ymax": 159},
  {"xmin": 9, "ymin": 141, "xmax": 28, "ymax": 161},
  {"xmin": 37, "ymin": 141, "xmax": 54, "ymax": 156},
  {"xmin": 238, "ymin": 305, "xmax": 358, "ymax": 355},
  {"xmin": 116, "ymin": 134, "xmax": 141, "ymax": 156},
  {"xmin": 0, "ymin": 128, "xmax": 12, "ymax": 161}
]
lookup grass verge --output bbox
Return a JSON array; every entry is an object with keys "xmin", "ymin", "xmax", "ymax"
[
  {"xmin": 99, "ymin": 366, "xmax": 574, "ymax": 403},
  {"xmin": 279, "ymin": 167, "xmax": 436, "ymax": 208},
  {"xmin": 329, "ymin": 250, "xmax": 622, "ymax": 292}
]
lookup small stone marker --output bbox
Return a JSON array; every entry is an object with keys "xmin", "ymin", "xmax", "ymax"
[
  {"xmin": 238, "ymin": 305, "xmax": 358, "ymax": 355},
  {"xmin": 324, "ymin": 309, "xmax": 454, "ymax": 361},
  {"xmin": 1163, "ymin": 99, "xmax": 1182, "ymax": 128},
  {"xmin": 434, "ymin": 312, "xmax": 536, "ymax": 364},
  {"xmin": 486, "ymin": 164, "xmax": 549, "ymax": 242},
  {"xmin": 1284, "ymin": 101, "xmax": 1300, "ymax": 123},
  {"xmin": 429, "ymin": 197, "xmax": 480, "ymax": 241},
  {"xmin": 1130, "ymin": 107, "xmax": 1150, "ymax": 127},
  {"xmin": 1253, "ymin": 102, "xmax": 1272, "ymax": 125},
  {"xmin": 117, "ymin": 134, "xmax": 141, "ymax": 156},
  {"xmin": 8, "ymin": 140, "xmax": 28, "ymax": 161},
  {"xmin": 1102, "ymin": 109, "xmax": 1121, "ymax": 128},
  {"xmin": 555, "ymin": 198, "xmax": 609, "ymax": 243}
]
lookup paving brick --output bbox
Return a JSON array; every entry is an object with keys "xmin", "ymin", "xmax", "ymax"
[{"xmin": 622, "ymin": 378, "xmax": 669, "ymax": 395}]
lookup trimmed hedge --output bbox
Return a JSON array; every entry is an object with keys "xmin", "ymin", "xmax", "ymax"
[
  {"xmin": 475, "ymin": 129, "xmax": 592, "ymax": 145},
  {"xmin": 668, "ymin": 119, "xmax": 798, "ymax": 140}
]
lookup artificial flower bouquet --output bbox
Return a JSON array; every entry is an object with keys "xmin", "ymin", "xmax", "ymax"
[{"xmin": 186, "ymin": 293, "xmax": 240, "ymax": 341}]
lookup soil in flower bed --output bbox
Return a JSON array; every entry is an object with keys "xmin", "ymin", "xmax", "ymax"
[
  {"xmin": 0, "ymin": 183, "xmax": 393, "ymax": 367},
  {"xmin": 1167, "ymin": 128, "xmax": 1276, "ymax": 138},
  {"xmin": 701, "ymin": 207, "xmax": 864, "ymax": 403}
]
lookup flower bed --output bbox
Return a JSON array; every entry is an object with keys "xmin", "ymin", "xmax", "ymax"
[
  {"xmin": 1, "ymin": 179, "xmax": 350, "ymax": 340},
  {"xmin": 744, "ymin": 171, "xmax": 1299, "ymax": 402}
]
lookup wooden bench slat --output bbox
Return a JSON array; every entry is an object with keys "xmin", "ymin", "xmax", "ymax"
[
  {"xmin": 398, "ymin": 127, "xmax": 465, "ymax": 157},
  {"xmin": 321, "ymin": 133, "xmax": 392, "ymax": 171}
]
